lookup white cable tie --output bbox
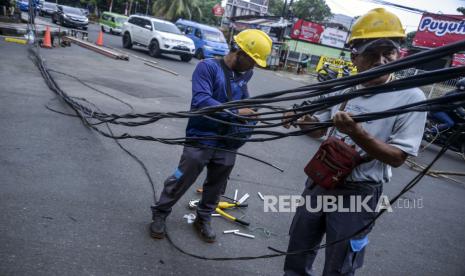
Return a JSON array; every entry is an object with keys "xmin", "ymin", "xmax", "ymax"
[
  {"xmin": 257, "ymin": 192, "xmax": 264, "ymax": 201},
  {"xmin": 234, "ymin": 189, "xmax": 238, "ymax": 201},
  {"xmin": 233, "ymin": 231, "xmax": 255, "ymax": 239},
  {"xmin": 223, "ymin": 229, "xmax": 239, "ymax": 234},
  {"xmin": 237, "ymin": 193, "xmax": 250, "ymax": 205},
  {"xmin": 183, "ymin": 213, "xmax": 196, "ymax": 224}
]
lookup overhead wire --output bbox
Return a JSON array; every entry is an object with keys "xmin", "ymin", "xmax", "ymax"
[
  {"xmin": 360, "ymin": 0, "xmax": 426, "ymax": 14},
  {"xmin": 360, "ymin": 0, "xmax": 465, "ymax": 23}
]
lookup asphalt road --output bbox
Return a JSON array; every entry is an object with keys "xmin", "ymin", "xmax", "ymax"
[{"xmin": 1, "ymin": 20, "xmax": 465, "ymax": 276}]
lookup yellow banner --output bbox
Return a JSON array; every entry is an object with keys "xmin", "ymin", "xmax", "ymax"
[{"xmin": 316, "ymin": 56, "xmax": 357, "ymax": 76}]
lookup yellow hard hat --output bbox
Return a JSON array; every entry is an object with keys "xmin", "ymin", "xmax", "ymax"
[
  {"xmin": 234, "ymin": 29, "xmax": 272, "ymax": 67},
  {"xmin": 348, "ymin": 8, "xmax": 406, "ymax": 43}
]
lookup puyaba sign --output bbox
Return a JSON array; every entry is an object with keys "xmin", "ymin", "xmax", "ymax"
[{"xmin": 413, "ymin": 13, "xmax": 465, "ymax": 48}]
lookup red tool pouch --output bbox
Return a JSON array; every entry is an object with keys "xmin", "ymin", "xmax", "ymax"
[{"xmin": 304, "ymin": 137, "xmax": 363, "ymax": 190}]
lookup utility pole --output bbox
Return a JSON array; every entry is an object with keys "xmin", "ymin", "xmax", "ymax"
[
  {"xmin": 281, "ymin": 0, "xmax": 294, "ymax": 21},
  {"xmin": 145, "ymin": 0, "xmax": 149, "ymax": 15},
  {"xmin": 281, "ymin": 0, "xmax": 288, "ymax": 18},
  {"xmin": 287, "ymin": 0, "xmax": 294, "ymax": 19},
  {"xmin": 341, "ymin": 17, "xmax": 356, "ymax": 58}
]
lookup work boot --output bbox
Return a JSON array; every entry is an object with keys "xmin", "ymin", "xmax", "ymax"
[
  {"xmin": 150, "ymin": 215, "xmax": 166, "ymax": 239},
  {"xmin": 193, "ymin": 217, "xmax": 216, "ymax": 243}
]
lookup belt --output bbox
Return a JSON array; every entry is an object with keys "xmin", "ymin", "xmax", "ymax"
[
  {"xmin": 307, "ymin": 178, "xmax": 382, "ymax": 194},
  {"xmin": 344, "ymin": 181, "xmax": 382, "ymax": 193}
]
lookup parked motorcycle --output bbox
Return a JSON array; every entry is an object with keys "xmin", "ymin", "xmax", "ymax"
[
  {"xmin": 423, "ymin": 79, "xmax": 465, "ymax": 159},
  {"xmin": 317, "ymin": 63, "xmax": 351, "ymax": 82},
  {"xmin": 424, "ymin": 119, "xmax": 465, "ymax": 159}
]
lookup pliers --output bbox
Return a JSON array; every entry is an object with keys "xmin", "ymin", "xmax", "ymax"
[{"xmin": 188, "ymin": 199, "xmax": 250, "ymax": 226}]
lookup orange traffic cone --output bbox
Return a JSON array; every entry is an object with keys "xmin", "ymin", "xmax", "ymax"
[
  {"xmin": 96, "ymin": 31, "xmax": 103, "ymax": 46},
  {"xmin": 42, "ymin": 26, "xmax": 52, "ymax": 48}
]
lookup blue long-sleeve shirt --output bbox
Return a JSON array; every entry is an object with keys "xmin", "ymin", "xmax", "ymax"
[{"xmin": 186, "ymin": 58, "xmax": 253, "ymax": 147}]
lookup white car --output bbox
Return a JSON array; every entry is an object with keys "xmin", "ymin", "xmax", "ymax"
[{"xmin": 122, "ymin": 15, "xmax": 195, "ymax": 62}]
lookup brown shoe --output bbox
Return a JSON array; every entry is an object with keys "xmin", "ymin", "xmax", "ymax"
[{"xmin": 150, "ymin": 215, "xmax": 166, "ymax": 239}]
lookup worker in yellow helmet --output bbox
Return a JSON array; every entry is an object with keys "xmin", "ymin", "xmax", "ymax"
[
  {"xmin": 348, "ymin": 7, "xmax": 406, "ymax": 86},
  {"xmin": 150, "ymin": 29, "xmax": 272, "ymax": 243},
  {"xmin": 283, "ymin": 8, "xmax": 427, "ymax": 275}
]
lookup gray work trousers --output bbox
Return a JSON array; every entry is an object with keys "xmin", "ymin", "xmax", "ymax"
[
  {"xmin": 284, "ymin": 180, "xmax": 382, "ymax": 276},
  {"xmin": 152, "ymin": 146, "xmax": 236, "ymax": 222}
]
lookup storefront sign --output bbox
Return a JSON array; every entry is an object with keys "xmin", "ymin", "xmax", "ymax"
[
  {"xmin": 413, "ymin": 13, "xmax": 465, "ymax": 48},
  {"xmin": 319, "ymin": 27, "xmax": 348, "ymax": 48},
  {"xmin": 290, "ymin": 19, "xmax": 324, "ymax": 43},
  {"xmin": 212, "ymin": 3, "xmax": 224, "ymax": 17}
]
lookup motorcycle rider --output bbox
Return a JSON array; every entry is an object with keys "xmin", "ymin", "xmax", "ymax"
[{"xmin": 428, "ymin": 82, "xmax": 465, "ymax": 134}]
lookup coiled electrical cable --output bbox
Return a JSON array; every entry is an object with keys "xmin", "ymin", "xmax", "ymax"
[
  {"xmin": 28, "ymin": 38, "xmax": 465, "ymax": 262},
  {"xmin": 74, "ymin": 39, "xmax": 465, "ymax": 124},
  {"xmin": 81, "ymin": 65, "xmax": 465, "ymax": 128}
]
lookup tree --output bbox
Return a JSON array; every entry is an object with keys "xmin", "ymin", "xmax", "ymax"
[
  {"xmin": 152, "ymin": 0, "xmax": 202, "ymax": 21},
  {"xmin": 457, "ymin": 7, "xmax": 465, "ymax": 15},
  {"xmin": 291, "ymin": 0, "xmax": 332, "ymax": 23},
  {"xmin": 268, "ymin": 0, "xmax": 285, "ymax": 16},
  {"xmin": 405, "ymin": 31, "xmax": 416, "ymax": 48},
  {"xmin": 196, "ymin": 0, "xmax": 220, "ymax": 26},
  {"xmin": 77, "ymin": 0, "xmax": 142, "ymax": 17}
]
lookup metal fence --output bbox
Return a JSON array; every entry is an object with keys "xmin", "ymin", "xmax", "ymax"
[{"xmin": 395, "ymin": 68, "xmax": 460, "ymax": 98}]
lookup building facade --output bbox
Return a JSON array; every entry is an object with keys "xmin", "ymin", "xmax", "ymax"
[{"xmin": 222, "ymin": 0, "xmax": 269, "ymax": 18}]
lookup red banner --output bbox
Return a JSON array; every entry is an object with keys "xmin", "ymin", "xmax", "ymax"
[
  {"xmin": 212, "ymin": 3, "xmax": 224, "ymax": 17},
  {"xmin": 413, "ymin": 13, "xmax": 465, "ymax": 48},
  {"xmin": 399, "ymin": 48, "xmax": 410, "ymax": 58},
  {"xmin": 452, "ymin": 53, "xmax": 465, "ymax": 67},
  {"xmin": 290, "ymin": 19, "xmax": 324, "ymax": 43}
]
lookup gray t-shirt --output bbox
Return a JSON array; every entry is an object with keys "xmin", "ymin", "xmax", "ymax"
[{"xmin": 313, "ymin": 86, "xmax": 426, "ymax": 183}]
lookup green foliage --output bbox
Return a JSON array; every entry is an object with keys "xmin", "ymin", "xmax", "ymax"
[
  {"xmin": 56, "ymin": 0, "xmax": 154, "ymax": 17},
  {"xmin": 268, "ymin": 0, "xmax": 284, "ymax": 16},
  {"xmin": 57, "ymin": 0, "xmax": 94, "ymax": 9},
  {"xmin": 196, "ymin": 0, "xmax": 221, "ymax": 26},
  {"xmin": 405, "ymin": 31, "xmax": 416, "ymax": 48},
  {"xmin": 457, "ymin": 7, "xmax": 465, "ymax": 15},
  {"xmin": 291, "ymin": 0, "xmax": 332, "ymax": 23},
  {"xmin": 150, "ymin": 0, "xmax": 224, "ymax": 26},
  {"xmin": 152, "ymin": 0, "xmax": 202, "ymax": 21}
]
